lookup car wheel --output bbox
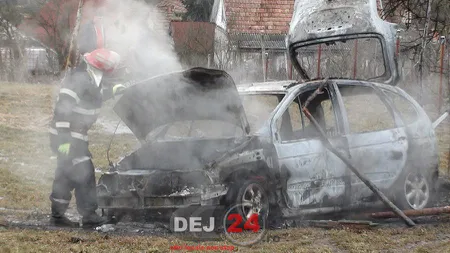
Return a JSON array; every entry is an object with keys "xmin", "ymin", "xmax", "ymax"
[
  {"xmin": 103, "ymin": 208, "xmax": 125, "ymax": 223},
  {"xmin": 395, "ymin": 170, "xmax": 434, "ymax": 210},
  {"xmin": 234, "ymin": 179, "xmax": 270, "ymax": 224}
]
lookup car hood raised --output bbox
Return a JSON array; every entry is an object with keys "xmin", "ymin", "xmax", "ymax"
[{"xmin": 113, "ymin": 67, "xmax": 250, "ymax": 141}]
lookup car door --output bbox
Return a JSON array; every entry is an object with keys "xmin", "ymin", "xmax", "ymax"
[
  {"xmin": 272, "ymin": 85, "xmax": 347, "ymax": 208},
  {"xmin": 334, "ymin": 83, "xmax": 409, "ymax": 202}
]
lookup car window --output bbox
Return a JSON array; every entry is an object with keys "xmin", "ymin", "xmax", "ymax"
[
  {"xmin": 241, "ymin": 94, "xmax": 281, "ymax": 133},
  {"xmin": 295, "ymin": 37, "xmax": 386, "ymax": 80},
  {"xmin": 288, "ymin": 98, "xmax": 303, "ymax": 133},
  {"xmin": 339, "ymin": 86, "xmax": 396, "ymax": 133},
  {"xmin": 382, "ymin": 90, "xmax": 418, "ymax": 125},
  {"xmin": 277, "ymin": 88, "xmax": 338, "ymax": 141},
  {"xmin": 320, "ymin": 100, "xmax": 338, "ymax": 137},
  {"xmin": 276, "ymin": 97, "xmax": 301, "ymax": 141}
]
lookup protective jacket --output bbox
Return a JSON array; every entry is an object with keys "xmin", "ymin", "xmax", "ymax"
[{"xmin": 49, "ymin": 66, "xmax": 106, "ymax": 154}]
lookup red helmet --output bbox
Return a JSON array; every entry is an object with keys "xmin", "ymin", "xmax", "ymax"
[{"xmin": 84, "ymin": 48, "xmax": 121, "ymax": 73}]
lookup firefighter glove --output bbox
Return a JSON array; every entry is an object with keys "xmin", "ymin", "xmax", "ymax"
[
  {"xmin": 58, "ymin": 143, "xmax": 71, "ymax": 155},
  {"xmin": 113, "ymin": 84, "xmax": 126, "ymax": 96}
]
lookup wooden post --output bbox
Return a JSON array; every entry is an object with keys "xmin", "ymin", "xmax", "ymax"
[
  {"xmin": 317, "ymin": 44, "xmax": 322, "ymax": 79},
  {"xmin": 353, "ymin": 40, "xmax": 358, "ymax": 79},
  {"xmin": 438, "ymin": 36, "xmax": 445, "ymax": 113},
  {"xmin": 65, "ymin": 0, "xmax": 84, "ymax": 70},
  {"xmin": 288, "ymin": 58, "xmax": 293, "ymax": 80},
  {"xmin": 207, "ymin": 53, "xmax": 211, "ymax": 68},
  {"xmin": 372, "ymin": 206, "xmax": 450, "ymax": 219},
  {"xmin": 284, "ymin": 51, "xmax": 289, "ymax": 80},
  {"xmin": 302, "ymin": 81, "xmax": 416, "ymax": 227},
  {"xmin": 261, "ymin": 35, "xmax": 266, "ymax": 82},
  {"xmin": 418, "ymin": 0, "xmax": 433, "ymax": 105}
]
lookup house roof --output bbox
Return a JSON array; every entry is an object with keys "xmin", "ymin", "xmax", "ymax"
[
  {"xmin": 157, "ymin": 0, "xmax": 187, "ymax": 21},
  {"xmin": 224, "ymin": 0, "xmax": 295, "ymax": 34}
]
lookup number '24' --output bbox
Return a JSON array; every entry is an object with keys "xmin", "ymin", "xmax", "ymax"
[{"xmin": 227, "ymin": 213, "xmax": 261, "ymax": 233}]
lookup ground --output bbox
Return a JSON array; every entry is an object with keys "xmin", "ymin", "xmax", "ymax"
[{"xmin": 0, "ymin": 83, "xmax": 450, "ymax": 253}]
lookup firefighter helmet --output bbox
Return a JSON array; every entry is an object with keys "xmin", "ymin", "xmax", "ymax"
[{"xmin": 84, "ymin": 48, "xmax": 121, "ymax": 73}]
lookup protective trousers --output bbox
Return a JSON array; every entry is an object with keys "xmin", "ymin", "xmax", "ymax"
[{"xmin": 49, "ymin": 142, "xmax": 98, "ymax": 218}]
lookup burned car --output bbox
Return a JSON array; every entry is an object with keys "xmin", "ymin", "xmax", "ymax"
[
  {"xmin": 96, "ymin": 68, "xmax": 439, "ymax": 220},
  {"xmin": 97, "ymin": 0, "xmax": 439, "ymax": 221}
]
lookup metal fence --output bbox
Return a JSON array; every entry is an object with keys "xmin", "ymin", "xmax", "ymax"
[{"xmin": 0, "ymin": 46, "xmax": 59, "ymax": 82}]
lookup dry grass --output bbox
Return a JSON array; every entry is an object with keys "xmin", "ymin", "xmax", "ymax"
[
  {"xmin": 0, "ymin": 83, "xmax": 138, "ymax": 211},
  {"xmin": 1, "ymin": 82, "xmax": 450, "ymax": 252},
  {"xmin": 2, "ymin": 223, "xmax": 450, "ymax": 252}
]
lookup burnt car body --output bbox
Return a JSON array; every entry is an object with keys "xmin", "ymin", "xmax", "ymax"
[
  {"xmin": 97, "ymin": 0, "xmax": 439, "ymax": 220},
  {"xmin": 97, "ymin": 71, "xmax": 439, "ymax": 219}
]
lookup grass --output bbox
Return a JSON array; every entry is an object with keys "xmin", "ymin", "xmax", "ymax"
[
  {"xmin": 0, "ymin": 83, "xmax": 138, "ymax": 211},
  {"xmin": 2, "ymin": 223, "xmax": 450, "ymax": 252},
  {"xmin": 0, "ymin": 82, "xmax": 450, "ymax": 252}
]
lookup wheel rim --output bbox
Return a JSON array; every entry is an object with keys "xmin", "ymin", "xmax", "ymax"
[
  {"xmin": 241, "ymin": 183, "xmax": 268, "ymax": 220},
  {"xmin": 404, "ymin": 172, "xmax": 430, "ymax": 210}
]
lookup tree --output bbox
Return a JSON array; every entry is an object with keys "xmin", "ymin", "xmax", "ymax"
[
  {"xmin": 0, "ymin": 0, "xmax": 25, "ymax": 80},
  {"xmin": 181, "ymin": 0, "xmax": 214, "ymax": 22},
  {"xmin": 381, "ymin": 0, "xmax": 450, "ymax": 105},
  {"xmin": 25, "ymin": 0, "xmax": 87, "ymax": 70}
]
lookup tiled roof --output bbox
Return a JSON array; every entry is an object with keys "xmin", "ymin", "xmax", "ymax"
[
  {"xmin": 224, "ymin": 0, "xmax": 295, "ymax": 34},
  {"xmin": 157, "ymin": 0, "xmax": 187, "ymax": 21}
]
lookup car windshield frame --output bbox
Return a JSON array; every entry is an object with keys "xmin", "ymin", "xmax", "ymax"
[
  {"xmin": 290, "ymin": 33, "xmax": 392, "ymax": 83},
  {"xmin": 239, "ymin": 93, "xmax": 285, "ymax": 134}
]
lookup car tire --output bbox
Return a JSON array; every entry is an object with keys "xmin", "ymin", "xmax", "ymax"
[
  {"xmin": 103, "ymin": 208, "xmax": 125, "ymax": 223},
  {"xmin": 228, "ymin": 179, "xmax": 270, "ymax": 228},
  {"xmin": 394, "ymin": 168, "xmax": 435, "ymax": 210}
]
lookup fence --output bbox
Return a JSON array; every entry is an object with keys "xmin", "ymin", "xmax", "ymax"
[{"xmin": 0, "ymin": 46, "xmax": 59, "ymax": 82}]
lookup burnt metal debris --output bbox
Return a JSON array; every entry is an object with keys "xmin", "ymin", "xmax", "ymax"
[
  {"xmin": 432, "ymin": 109, "xmax": 450, "ymax": 129},
  {"xmin": 309, "ymin": 220, "xmax": 379, "ymax": 229},
  {"xmin": 371, "ymin": 206, "xmax": 450, "ymax": 219}
]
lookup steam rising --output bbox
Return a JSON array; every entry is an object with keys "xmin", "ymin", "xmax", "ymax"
[{"xmin": 84, "ymin": 0, "xmax": 182, "ymax": 79}]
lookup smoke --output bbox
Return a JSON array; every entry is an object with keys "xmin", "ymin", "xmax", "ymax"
[{"xmin": 84, "ymin": 0, "xmax": 182, "ymax": 79}]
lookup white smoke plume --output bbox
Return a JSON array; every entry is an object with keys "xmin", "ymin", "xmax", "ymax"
[{"xmin": 83, "ymin": 0, "xmax": 183, "ymax": 79}]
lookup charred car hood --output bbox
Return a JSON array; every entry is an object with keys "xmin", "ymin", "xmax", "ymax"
[
  {"xmin": 114, "ymin": 67, "xmax": 250, "ymax": 141},
  {"xmin": 288, "ymin": 0, "xmax": 399, "ymax": 85}
]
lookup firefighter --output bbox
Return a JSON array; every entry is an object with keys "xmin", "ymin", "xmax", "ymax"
[
  {"xmin": 48, "ymin": 14, "xmax": 127, "ymax": 227},
  {"xmin": 49, "ymin": 48, "xmax": 124, "ymax": 227}
]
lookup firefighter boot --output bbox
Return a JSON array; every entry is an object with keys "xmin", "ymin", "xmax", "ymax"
[
  {"xmin": 81, "ymin": 212, "xmax": 109, "ymax": 227},
  {"xmin": 50, "ymin": 214, "xmax": 79, "ymax": 228}
]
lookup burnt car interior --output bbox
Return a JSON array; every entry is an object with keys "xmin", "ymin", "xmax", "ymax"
[{"xmin": 278, "ymin": 87, "xmax": 338, "ymax": 141}]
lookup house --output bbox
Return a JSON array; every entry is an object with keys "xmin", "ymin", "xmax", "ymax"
[
  {"xmin": 223, "ymin": 0, "xmax": 295, "ymax": 82},
  {"xmin": 167, "ymin": 0, "xmax": 296, "ymax": 83}
]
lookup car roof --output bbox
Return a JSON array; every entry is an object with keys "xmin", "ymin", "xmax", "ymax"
[
  {"xmin": 237, "ymin": 80, "xmax": 300, "ymax": 94},
  {"xmin": 237, "ymin": 79, "xmax": 402, "ymax": 92}
]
